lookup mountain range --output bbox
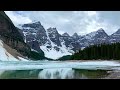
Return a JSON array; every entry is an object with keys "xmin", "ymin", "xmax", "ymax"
[
  {"xmin": 17, "ymin": 21, "xmax": 120, "ymax": 59},
  {"xmin": 1, "ymin": 11, "xmax": 120, "ymax": 60}
]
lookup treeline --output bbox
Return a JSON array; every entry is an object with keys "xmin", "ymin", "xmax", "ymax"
[
  {"xmin": 71, "ymin": 43, "xmax": 120, "ymax": 60},
  {"xmin": 28, "ymin": 51, "xmax": 53, "ymax": 60},
  {"xmin": 57, "ymin": 55, "xmax": 71, "ymax": 60}
]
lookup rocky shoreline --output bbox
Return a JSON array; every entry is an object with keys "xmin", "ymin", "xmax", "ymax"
[{"xmin": 103, "ymin": 70, "xmax": 120, "ymax": 79}]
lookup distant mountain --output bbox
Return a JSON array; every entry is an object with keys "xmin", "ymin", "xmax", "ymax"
[
  {"xmin": 18, "ymin": 21, "xmax": 120, "ymax": 59},
  {"xmin": 18, "ymin": 22, "xmax": 81, "ymax": 59},
  {"xmin": 72, "ymin": 33, "xmax": 79, "ymax": 40},
  {"xmin": 109, "ymin": 29, "xmax": 120, "ymax": 43},
  {"xmin": 79, "ymin": 28, "xmax": 109, "ymax": 47}
]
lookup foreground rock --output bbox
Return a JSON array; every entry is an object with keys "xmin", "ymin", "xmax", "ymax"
[{"xmin": 104, "ymin": 71, "xmax": 120, "ymax": 79}]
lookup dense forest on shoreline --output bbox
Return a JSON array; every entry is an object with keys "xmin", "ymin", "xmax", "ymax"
[
  {"xmin": 58, "ymin": 43, "xmax": 120, "ymax": 60},
  {"xmin": 70, "ymin": 43, "xmax": 120, "ymax": 60}
]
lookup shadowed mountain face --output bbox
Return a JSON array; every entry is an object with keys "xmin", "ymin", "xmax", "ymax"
[{"xmin": 0, "ymin": 11, "xmax": 31, "ymax": 56}]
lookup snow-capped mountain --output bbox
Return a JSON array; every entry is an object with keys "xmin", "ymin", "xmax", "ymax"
[
  {"xmin": 18, "ymin": 20, "xmax": 120, "ymax": 59},
  {"xmin": 72, "ymin": 33, "xmax": 79, "ymax": 40},
  {"xmin": 109, "ymin": 29, "xmax": 120, "ymax": 43},
  {"xmin": 19, "ymin": 22, "xmax": 80, "ymax": 59},
  {"xmin": 78, "ymin": 28, "xmax": 109, "ymax": 47}
]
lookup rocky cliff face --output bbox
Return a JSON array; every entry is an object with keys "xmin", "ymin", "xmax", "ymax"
[
  {"xmin": 47, "ymin": 27, "xmax": 62, "ymax": 47},
  {"xmin": 0, "ymin": 11, "xmax": 31, "ymax": 56}
]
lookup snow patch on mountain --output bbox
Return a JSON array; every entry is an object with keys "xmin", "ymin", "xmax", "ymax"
[
  {"xmin": 40, "ymin": 45, "xmax": 72, "ymax": 59},
  {"xmin": 40, "ymin": 29, "xmax": 73, "ymax": 59},
  {"xmin": 0, "ymin": 40, "xmax": 28, "ymax": 61},
  {"xmin": 46, "ymin": 28, "xmax": 56, "ymax": 47},
  {"xmin": 23, "ymin": 31, "xmax": 27, "ymax": 43},
  {"xmin": 0, "ymin": 40, "xmax": 18, "ymax": 61},
  {"xmin": 85, "ymin": 31, "xmax": 97, "ymax": 40},
  {"xmin": 18, "ymin": 57, "xmax": 29, "ymax": 61},
  {"xmin": 31, "ymin": 49, "xmax": 39, "ymax": 53}
]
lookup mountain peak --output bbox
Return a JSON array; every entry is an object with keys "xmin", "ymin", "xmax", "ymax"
[
  {"xmin": 73, "ymin": 33, "xmax": 78, "ymax": 36},
  {"xmin": 34, "ymin": 21, "xmax": 41, "ymax": 24},
  {"xmin": 110, "ymin": 28, "xmax": 120, "ymax": 43},
  {"xmin": 47, "ymin": 27, "xmax": 58, "ymax": 34},
  {"xmin": 47, "ymin": 27, "xmax": 57, "ymax": 30},
  {"xmin": 97, "ymin": 28, "xmax": 108, "ymax": 36},
  {"xmin": 62, "ymin": 32, "xmax": 70, "ymax": 37},
  {"xmin": 84, "ymin": 28, "xmax": 108, "ymax": 40},
  {"xmin": 31, "ymin": 21, "xmax": 41, "ymax": 25},
  {"xmin": 114, "ymin": 28, "xmax": 120, "ymax": 34},
  {"xmin": 21, "ymin": 21, "xmax": 42, "ymax": 29},
  {"xmin": 72, "ymin": 33, "xmax": 79, "ymax": 38},
  {"xmin": 97, "ymin": 28, "xmax": 105, "ymax": 32}
]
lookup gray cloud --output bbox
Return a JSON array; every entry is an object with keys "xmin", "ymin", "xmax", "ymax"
[{"xmin": 5, "ymin": 11, "xmax": 120, "ymax": 36}]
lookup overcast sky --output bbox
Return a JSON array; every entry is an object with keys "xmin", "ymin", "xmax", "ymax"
[{"xmin": 5, "ymin": 11, "xmax": 120, "ymax": 36}]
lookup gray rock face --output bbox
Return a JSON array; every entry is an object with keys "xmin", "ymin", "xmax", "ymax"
[
  {"xmin": 22, "ymin": 21, "xmax": 48, "ymax": 45},
  {"xmin": 61, "ymin": 33, "xmax": 74, "ymax": 47},
  {"xmin": 47, "ymin": 27, "xmax": 61, "ymax": 46},
  {"xmin": 19, "ymin": 21, "xmax": 49, "ymax": 53}
]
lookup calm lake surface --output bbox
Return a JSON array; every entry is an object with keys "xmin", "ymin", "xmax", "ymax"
[{"xmin": 0, "ymin": 60, "xmax": 119, "ymax": 79}]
